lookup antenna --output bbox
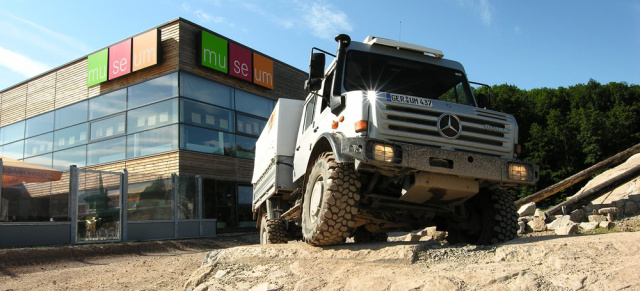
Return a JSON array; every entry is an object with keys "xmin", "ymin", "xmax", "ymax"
[{"xmin": 399, "ymin": 21, "xmax": 402, "ymax": 41}]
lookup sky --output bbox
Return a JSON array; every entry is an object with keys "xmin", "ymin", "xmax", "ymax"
[{"xmin": 0, "ymin": 0, "xmax": 639, "ymax": 92}]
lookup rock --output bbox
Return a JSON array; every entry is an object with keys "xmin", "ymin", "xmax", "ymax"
[
  {"xmin": 579, "ymin": 222, "xmax": 599, "ymax": 231},
  {"xmin": 598, "ymin": 207, "xmax": 620, "ymax": 221},
  {"xmin": 417, "ymin": 227, "xmax": 446, "ymax": 241},
  {"xmin": 527, "ymin": 216, "xmax": 547, "ymax": 232},
  {"xmin": 588, "ymin": 214, "xmax": 607, "ymax": 224},
  {"xmin": 404, "ymin": 233, "xmax": 422, "ymax": 242},
  {"xmin": 629, "ymin": 194, "xmax": 640, "ymax": 203},
  {"xmin": 518, "ymin": 221, "xmax": 527, "ymax": 235},
  {"xmin": 599, "ymin": 221, "xmax": 613, "ymax": 229},
  {"xmin": 534, "ymin": 208, "xmax": 547, "ymax": 220},
  {"xmin": 547, "ymin": 215, "xmax": 572, "ymax": 231},
  {"xmin": 624, "ymin": 202, "xmax": 638, "ymax": 216},
  {"xmin": 614, "ymin": 200, "xmax": 627, "ymax": 209},
  {"xmin": 582, "ymin": 203, "xmax": 596, "ymax": 214},
  {"xmin": 569, "ymin": 209, "xmax": 585, "ymax": 222},
  {"xmin": 214, "ymin": 270, "xmax": 228, "ymax": 279},
  {"xmin": 250, "ymin": 282, "xmax": 282, "ymax": 291},
  {"xmin": 555, "ymin": 223, "xmax": 579, "ymax": 235},
  {"xmin": 518, "ymin": 202, "xmax": 537, "ymax": 217}
]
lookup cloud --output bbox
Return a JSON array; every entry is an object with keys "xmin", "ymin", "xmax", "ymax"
[
  {"xmin": 182, "ymin": 2, "xmax": 233, "ymax": 27},
  {"xmin": 301, "ymin": 1, "xmax": 353, "ymax": 39},
  {"xmin": 0, "ymin": 13, "xmax": 90, "ymax": 59},
  {"xmin": 0, "ymin": 46, "xmax": 50, "ymax": 78},
  {"xmin": 241, "ymin": 0, "xmax": 352, "ymax": 40},
  {"xmin": 180, "ymin": 0, "xmax": 352, "ymax": 41},
  {"xmin": 454, "ymin": 0, "xmax": 493, "ymax": 26}
]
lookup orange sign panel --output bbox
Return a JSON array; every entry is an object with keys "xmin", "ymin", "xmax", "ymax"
[
  {"xmin": 253, "ymin": 52, "xmax": 274, "ymax": 89},
  {"xmin": 132, "ymin": 29, "xmax": 159, "ymax": 72}
]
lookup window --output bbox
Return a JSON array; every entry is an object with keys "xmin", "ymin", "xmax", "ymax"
[
  {"xmin": 235, "ymin": 90, "xmax": 274, "ymax": 118},
  {"xmin": 181, "ymin": 99, "xmax": 234, "ymax": 132},
  {"xmin": 127, "ymin": 177, "xmax": 173, "ymax": 221},
  {"xmin": 180, "ymin": 125, "xmax": 235, "ymax": 156},
  {"xmin": 0, "ymin": 121, "xmax": 25, "ymax": 145},
  {"xmin": 235, "ymin": 135, "xmax": 257, "ymax": 159},
  {"xmin": 24, "ymin": 133, "xmax": 53, "ymax": 158},
  {"xmin": 127, "ymin": 99, "xmax": 178, "ymax": 134},
  {"xmin": 344, "ymin": 50, "xmax": 475, "ymax": 105},
  {"xmin": 24, "ymin": 153, "xmax": 52, "ymax": 168},
  {"xmin": 89, "ymin": 88, "xmax": 127, "ymax": 120},
  {"xmin": 55, "ymin": 101, "xmax": 87, "ymax": 129},
  {"xmin": 303, "ymin": 97, "xmax": 316, "ymax": 131},
  {"xmin": 53, "ymin": 145, "xmax": 87, "ymax": 170},
  {"xmin": 236, "ymin": 114, "xmax": 266, "ymax": 137},
  {"xmin": 87, "ymin": 136, "xmax": 126, "ymax": 165},
  {"xmin": 127, "ymin": 125, "xmax": 178, "ymax": 159},
  {"xmin": 180, "ymin": 72, "xmax": 233, "ymax": 109},
  {"xmin": 128, "ymin": 72, "xmax": 178, "ymax": 109},
  {"xmin": 1, "ymin": 140, "xmax": 24, "ymax": 159},
  {"xmin": 26, "ymin": 112, "xmax": 54, "ymax": 138},
  {"xmin": 54, "ymin": 123, "xmax": 88, "ymax": 150},
  {"xmin": 90, "ymin": 114, "xmax": 125, "ymax": 140}
]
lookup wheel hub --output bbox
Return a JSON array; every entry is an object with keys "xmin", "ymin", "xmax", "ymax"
[{"xmin": 309, "ymin": 176, "xmax": 324, "ymax": 223}]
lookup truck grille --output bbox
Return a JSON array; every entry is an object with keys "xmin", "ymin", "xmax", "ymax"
[{"xmin": 375, "ymin": 101, "xmax": 515, "ymax": 156}]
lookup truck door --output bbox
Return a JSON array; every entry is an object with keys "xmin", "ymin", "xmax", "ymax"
[{"xmin": 292, "ymin": 96, "xmax": 317, "ymax": 180}]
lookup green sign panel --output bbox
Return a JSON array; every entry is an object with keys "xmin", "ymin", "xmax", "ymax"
[
  {"xmin": 87, "ymin": 49, "xmax": 108, "ymax": 87},
  {"xmin": 201, "ymin": 31, "xmax": 228, "ymax": 73}
]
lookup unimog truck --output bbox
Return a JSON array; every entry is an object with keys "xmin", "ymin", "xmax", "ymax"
[{"xmin": 252, "ymin": 34, "xmax": 539, "ymax": 246}]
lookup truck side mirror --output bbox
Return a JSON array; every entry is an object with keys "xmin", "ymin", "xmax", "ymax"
[
  {"xmin": 305, "ymin": 53, "xmax": 325, "ymax": 92},
  {"xmin": 309, "ymin": 53, "xmax": 325, "ymax": 79},
  {"xmin": 476, "ymin": 93, "xmax": 490, "ymax": 109}
]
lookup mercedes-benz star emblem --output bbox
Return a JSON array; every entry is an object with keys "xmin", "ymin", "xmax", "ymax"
[{"xmin": 437, "ymin": 114, "xmax": 462, "ymax": 139}]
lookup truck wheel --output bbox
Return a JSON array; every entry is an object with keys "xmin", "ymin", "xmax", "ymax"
[
  {"xmin": 260, "ymin": 214, "xmax": 287, "ymax": 244},
  {"xmin": 447, "ymin": 188, "xmax": 517, "ymax": 245},
  {"xmin": 302, "ymin": 152, "xmax": 361, "ymax": 245}
]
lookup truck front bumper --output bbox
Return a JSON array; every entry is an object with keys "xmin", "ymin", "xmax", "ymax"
[{"xmin": 338, "ymin": 137, "xmax": 539, "ymax": 186}]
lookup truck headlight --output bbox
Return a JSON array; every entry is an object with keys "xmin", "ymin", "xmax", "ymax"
[
  {"xmin": 508, "ymin": 163, "xmax": 533, "ymax": 181},
  {"xmin": 373, "ymin": 143, "xmax": 395, "ymax": 163}
]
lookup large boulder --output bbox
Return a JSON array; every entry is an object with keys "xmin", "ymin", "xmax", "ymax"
[{"xmin": 518, "ymin": 202, "xmax": 537, "ymax": 217}]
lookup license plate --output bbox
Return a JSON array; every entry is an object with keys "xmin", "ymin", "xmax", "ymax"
[{"xmin": 386, "ymin": 93, "xmax": 433, "ymax": 107}]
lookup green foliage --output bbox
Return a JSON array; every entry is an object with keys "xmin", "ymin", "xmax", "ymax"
[{"xmin": 481, "ymin": 80, "xmax": 640, "ymax": 205}]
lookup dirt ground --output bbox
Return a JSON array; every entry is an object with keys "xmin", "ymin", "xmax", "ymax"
[
  {"xmin": 0, "ymin": 233, "xmax": 259, "ymax": 291},
  {"xmin": 1, "ymin": 217, "xmax": 640, "ymax": 291}
]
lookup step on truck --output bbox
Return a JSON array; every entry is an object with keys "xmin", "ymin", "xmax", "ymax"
[{"xmin": 252, "ymin": 34, "xmax": 539, "ymax": 246}]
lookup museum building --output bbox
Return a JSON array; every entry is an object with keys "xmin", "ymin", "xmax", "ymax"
[{"xmin": 0, "ymin": 18, "xmax": 307, "ymax": 247}]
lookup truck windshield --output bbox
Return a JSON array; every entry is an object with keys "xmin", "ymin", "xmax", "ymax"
[{"xmin": 344, "ymin": 50, "xmax": 475, "ymax": 106}]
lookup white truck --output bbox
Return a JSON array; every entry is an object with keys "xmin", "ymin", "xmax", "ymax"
[{"xmin": 252, "ymin": 35, "xmax": 539, "ymax": 246}]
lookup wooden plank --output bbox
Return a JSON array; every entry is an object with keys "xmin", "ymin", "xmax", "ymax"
[
  {"xmin": 515, "ymin": 143, "xmax": 640, "ymax": 207},
  {"xmin": 545, "ymin": 163, "xmax": 640, "ymax": 216}
]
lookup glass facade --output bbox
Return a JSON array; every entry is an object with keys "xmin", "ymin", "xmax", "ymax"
[{"xmin": 1, "ymin": 70, "xmax": 274, "ymax": 227}]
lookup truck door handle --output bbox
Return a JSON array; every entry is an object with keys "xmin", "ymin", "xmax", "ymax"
[
  {"xmin": 313, "ymin": 126, "xmax": 319, "ymax": 133},
  {"xmin": 296, "ymin": 146, "xmax": 300, "ymax": 151}
]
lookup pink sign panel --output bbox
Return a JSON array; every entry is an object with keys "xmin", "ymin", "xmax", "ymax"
[
  {"xmin": 229, "ymin": 42, "xmax": 252, "ymax": 82},
  {"xmin": 108, "ymin": 39, "xmax": 132, "ymax": 80}
]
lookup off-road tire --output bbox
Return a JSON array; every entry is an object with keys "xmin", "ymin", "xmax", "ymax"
[
  {"xmin": 260, "ymin": 214, "xmax": 287, "ymax": 244},
  {"xmin": 302, "ymin": 152, "xmax": 361, "ymax": 246},
  {"xmin": 447, "ymin": 188, "xmax": 517, "ymax": 245}
]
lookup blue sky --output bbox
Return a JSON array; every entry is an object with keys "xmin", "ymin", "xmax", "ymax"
[{"xmin": 0, "ymin": 0, "xmax": 638, "ymax": 91}]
